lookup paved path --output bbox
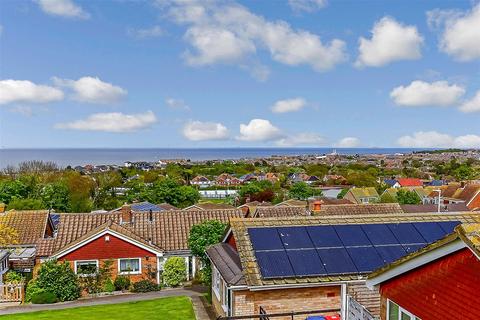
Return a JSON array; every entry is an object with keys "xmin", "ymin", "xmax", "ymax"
[{"xmin": 0, "ymin": 286, "xmax": 213, "ymax": 319}]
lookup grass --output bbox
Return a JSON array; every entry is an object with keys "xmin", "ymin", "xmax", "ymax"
[{"xmin": 1, "ymin": 296, "xmax": 196, "ymax": 320}]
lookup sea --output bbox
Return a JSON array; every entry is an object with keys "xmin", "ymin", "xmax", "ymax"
[{"xmin": 0, "ymin": 148, "xmax": 425, "ymax": 169}]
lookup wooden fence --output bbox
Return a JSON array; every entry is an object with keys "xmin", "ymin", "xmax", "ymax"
[{"xmin": 0, "ymin": 284, "xmax": 24, "ymax": 302}]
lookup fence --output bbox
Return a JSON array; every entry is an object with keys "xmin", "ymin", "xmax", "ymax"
[
  {"xmin": 217, "ymin": 307, "xmax": 341, "ymax": 320},
  {"xmin": 0, "ymin": 284, "xmax": 24, "ymax": 302},
  {"xmin": 346, "ymin": 295, "xmax": 376, "ymax": 320}
]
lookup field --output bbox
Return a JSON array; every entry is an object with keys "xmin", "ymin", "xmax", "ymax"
[{"xmin": 0, "ymin": 296, "xmax": 196, "ymax": 320}]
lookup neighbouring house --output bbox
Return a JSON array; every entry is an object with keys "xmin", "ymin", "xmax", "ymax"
[
  {"xmin": 319, "ymin": 186, "xmax": 349, "ymax": 199},
  {"xmin": 216, "ymin": 174, "xmax": 241, "ymax": 186},
  {"xmin": 111, "ymin": 201, "xmax": 164, "ymax": 213},
  {"xmin": 239, "ymin": 174, "xmax": 257, "ymax": 183},
  {"xmin": 183, "ymin": 203, "xmax": 236, "ymax": 211},
  {"xmin": 36, "ymin": 206, "xmax": 243, "ymax": 285},
  {"xmin": 384, "ymin": 179, "xmax": 400, "ymax": 188},
  {"xmin": 366, "ymin": 223, "xmax": 480, "ymax": 320},
  {"xmin": 275, "ymin": 199, "xmax": 307, "ymax": 207},
  {"xmin": 0, "ymin": 250, "xmax": 9, "ymax": 284},
  {"xmin": 306, "ymin": 175, "xmax": 320, "ymax": 185},
  {"xmin": 199, "ymin": 189, "xmax": 238, "ymax": 199},
  {"xmin": 288, "ymin": 172, "xmax": 310, "ymax": 183},
  {"xmin": 206, "ymin": 212, "xmax": 480, "ymax": 319},
  {"xmin": 400, "ymin": 203, "xmax": 470, "ymax": 213},
  {"xmin": 426, "ymin": 179, "xmax": 445, "ymax": 187},
  {"xmin": 343, "ymin": 187, "xmax": 380, "ymax": 204},
  {"xmin": 317, "ymin": 203, "xmax": 404, "ymax": 216},
  {"xmin": 396, "ymin": 178, "xmax": 423, "ymax": 188},
  {"xmin": 381, "ymin": 187, "xmax": 433, "ymax": 204},
  {"xmin": 0, "ymin": 210, "xmax": 55, "ymax": 275},
  {"xmin": 191, "ymin": 176, "xmax": 212, "ymax": 188},
  {"xmin": 424, "ymin": 184, "xmax": 480, "ymax": 210},
  {"xmin": 157, "ymin": 203, "xmax": 179, "ymax": 211},
  {"xmin": 307, "ymin": 197, "xmax": 352, "ymax": 211},
  {"xmin": 249, "ymin": 206, "xmax": 309, "ymax": 218},
  {"xmin": 237, "ymin": 201, "xmax": 272, "ymax": 216}
]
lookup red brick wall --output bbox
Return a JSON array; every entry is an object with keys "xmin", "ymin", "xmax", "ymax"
[
  {"xmin": 380, "ymin": 248, "xmax": 480, "ymax": 320},
  {"xmin": 233, "ymin": 285, "xmax": 341, "ymax": 319},
  {"xmin": 61, "ymin": 233, "xmax": 155, "ymax": 260}
]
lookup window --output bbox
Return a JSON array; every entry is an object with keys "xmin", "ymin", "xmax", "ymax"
[
  {"xmin": 118, "ymin": 258, "xmax": 141, "ymax": 274},
  {"xmin": 212, "ymin": 265, "xmax": 221, "ymax": 300},
  {"xmin": 75, "ymin": 260, "xmax": 98, "ymax": 276},
  {"xmin": 388, "ymin": 300, "xmax": 421, "ymax": 320}
]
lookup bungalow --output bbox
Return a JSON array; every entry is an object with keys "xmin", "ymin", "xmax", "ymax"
[
  {"xmin": 191, "ymin": 176, "xmax": 212, "ymax": 188},
  {"xmin": 216, "ymin": 174, "xmax": 240, "ymax": 186},
  {"xmin": 424, "ymin": 184, "xmax": 480, "ymax": 210},
  {"xmin": 384, "ymin": 179, "xmax": 400, "ymax": 188},
  {"xmin": 396, "ymin": 178, "xmax": 423, "ymax": 188},
  {"xmin": 239, "ymin": 173, "xmax": 257, "ymax": 183},
  {"xmin": 343, "ymin": 187, "xmax": 380, "ymax": 204},
  {"xmin": 36, "ymin": 206, "xmax": 243, "ymax": 284},
  {"xmin": 366, "ymin": 223, "xmax": 480, "ymax": 320},
  {"xmin": 206, "ymin": 212, "xmax": 480, "ymax": 319}
]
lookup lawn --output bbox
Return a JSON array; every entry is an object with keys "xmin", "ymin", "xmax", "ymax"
[{"xmin": 1, "ymin": 296, "xmax": 196, "ymax": 320}]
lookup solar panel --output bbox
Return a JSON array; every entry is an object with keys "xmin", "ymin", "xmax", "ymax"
[
  {"xmin": 438, "ymin": 221, "xmax": 461, "ymax": 234},
  {"xmin": 347, "ymin": 247, "xmax": 384, "ymax": 272},
  {"xmin": 286, "ymin": 249, "xmax": 326, "ymax": 276},
  {"xmin": 403, "ymin": 244, "xmax": 426, "ymax": 254},
  {"xmin": 255, "ymin": 251, "xmax": 294, "ymax": 278},
  {"xmin": 248, "ymin": 228, "xmax": 284, "ymax": 251},
  {"xmin": 413, "ymin": 222, "xmax": 447, "ymax": 243},
  {"xmin": 306, "ymin": 225, "xmax": 343, "ymax": 248},
  {"xmin": 334, "ymin": 225, "xmax": 372, "ymax": 246},
  {"xmin": 316, "ymin": 248, "xmax": 358, "ymax": 274},
  {"xmin": 131, "ymin": 202, "xmax": 162, "ymax": 212},
  {"xmin": 374, "ymin": 245, "xmax": 407, "ymax": 264},
  {"xmin": 362, "ymin": 224, "xmax": 398, "ymax": 245},
  {"xmin": 278, "ymin": 227, "xmax": 314, "ymax": 249},
  {"xmin": 387, "ymin": 223, "xmax": 426, "ymax": 244}
]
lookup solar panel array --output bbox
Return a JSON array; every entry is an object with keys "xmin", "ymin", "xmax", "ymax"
[
  {"xmin": 248, "ymin": 221, "xmax": 460, "ymax": 279},
  {"xmin": 131, "ymin": 202, "xmax": 163, "ymax": 212},
  {"xmin": 50, "ymin": 214, "xmax": 61, "ymax": 228}
]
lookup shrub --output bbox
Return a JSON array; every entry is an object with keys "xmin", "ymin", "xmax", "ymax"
[
  {"xmin": 25, "ymin": 280, "xmax": 43, "ymax": 303},
  {"xmin": 30, "ymin": 289, "xmax": 58, "ymax": 304},
  {"xmin": 114, "ymin": 276, "xmax": 131, "ymax": 291},
  {"xmin": 131, "ymin": 279, "xmax": 159, "ymax": 293},
  {"xmin": 35, "ymin": 260, "xmax": 80, "ymax": 302},
  {"xmin": 103, "ymin": 278, "xmax": 115, "ymax": 293},
  {"xmin": 162, "ymin": 257, "xmax": 186, "ymax": 287},
  {"xmin": 4, "ymin": 270, "xmax": 24, "ymax": 284}
]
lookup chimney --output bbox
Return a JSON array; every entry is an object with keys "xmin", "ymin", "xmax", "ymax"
[
  {"xmin": 312, "ymin": 200, "xmax": 323, "ymax": 214},
  {"xmin": 121, "ymin": 204, "xmax": 132, "ymax": 224}
]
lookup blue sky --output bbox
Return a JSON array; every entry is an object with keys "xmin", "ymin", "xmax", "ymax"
[{"xmin": 0, "ymin": 0, "xmax": 479, "ymax": 148}]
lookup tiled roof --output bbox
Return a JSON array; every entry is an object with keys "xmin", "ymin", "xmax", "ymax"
[
  {"xmin": 0, "ymin": 210, "xmax": 50, "ymax": 245},
  {"xmin": 318, "ymin": 203, "xmax": 404, "ymax": 216},
  {"xmin": 157, "ymin": 203, "xmax": 179, "ymax": 210},
  {"xmin": 311, "ymin": 197, "xmax": 352, "ymax": 205},
  {"xmin": 275, "ymin": 199, "xmax": 307, "ymax": 207},
  {"xmin": 185, "ymin": 203, "xmax": 236, "ymax": 210},
  {"xmin": 457, "ymin": 184, "xmax": 480, "ymax": 203},
  {"xmin": 397, "ymin": 178, "xmax": 423, "ymax": 187},
  {"xmin": 348, "ymin": 187, "xmax": 379, "ymax": 200},
  {"xmin": 37, "ymin": 209, "xmax": 243, "ymax": 257},
  {"xmin": 229, "ymin": 212, "xmax": 480, "ymax": 287},
  {"xmin": 253, "ymin": 206, "xmax": 309, "ymax": 218},
  {"xmin": 206, "ymin": 243, "xmax": 246, "ymax": 286},
  {"xmin": 400, "ymin": 203, "xmax": 470, "ymax": 213}
]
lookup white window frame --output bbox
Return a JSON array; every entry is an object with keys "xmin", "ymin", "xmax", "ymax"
[
  {"xmin": 387, "ymin": 299, "xmax": 421, "ymax": 320},
  {"xmin": 118, "ymin": 258, "xmax": 142, "ymax": 275},
  {"xmin": 74, "ymin": 260, "xmax": 99, "ymax": 277},
  {"xmin": 212, "ymin": 265, "xmax": 221, "ymax": 300},
  {"xmin": 221, "ymin": 280, "xmax": 228, "ymax": 313}
]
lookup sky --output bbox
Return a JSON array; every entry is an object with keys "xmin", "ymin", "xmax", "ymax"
[{"xmin": 0, "ymin": 0, "xmax": 479, "ymax": 149}]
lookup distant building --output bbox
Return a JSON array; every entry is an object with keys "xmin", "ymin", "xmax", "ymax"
[
  {"xmin": 343, "ymin": 187, "xmax": 380, "ymax": 204},
  {"xmin": 191, "ymin": 175, "xmax": 212, "ymax": 188}
]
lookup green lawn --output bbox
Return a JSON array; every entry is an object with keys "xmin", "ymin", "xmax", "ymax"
[{"xmin": 1, "ymin": 296, "xmax": 196, "ymax": 320}]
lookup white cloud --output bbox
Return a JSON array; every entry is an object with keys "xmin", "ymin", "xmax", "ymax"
[
  {"xmin": 237, "ymin": 119, "xmax": 283, "ymax": 142},
  {"xmin": 161, "ymin": 1, "xmax": 347, "ymax": 75},
  {"xmin": 165, "ymin": 98, "xmax": 190, "ymax": 110},
  {"xmin": 397, "ymin": 131, "xmax": 480, "ymax": 148},
  {"xmin": 460, "ymin": 91, "xmax": 480, "ymax": 113},
  {"xmin": 0, "ymin": 79, "xmax": 64, "ymax": 105},
  {"xmin": 53, "ymin": 76, "xmax": 127, "ymax": 104},
  {"xmin": 355, "ymin": 17, "xmax": 423, "ymax": 67},
  {"xmin": 335, "ymin": 137, "xmax": 361, "ymax": 148},
  {"xmin": 127, "ymin": 26, "xmax": 163, "ymax": 39},
  {"xmin": 36, "ymin": 0, "xmax": 90, "ymax": 19},
  {"xmin": 55, "ymin": 111, "xmax": 157, "ymax": 133},
  {"xmin": 271, "ymin": 97, "xmax": 306, "ymax": 113},
  {"xmin": 288, "ymin": 0, "xmax": 327, "ymax": 13},
  {"xmin": 182, "ymin": 121, "xmax": 229, "ymax": 141},
  {"xmin": 390, "ymin": 80, "xmax": 465, "ymax": 107},
  {"xmin": 276, "ymin": 132, "xmax": 325, "ymax": 147},
  {"xmin": 428, "ymin": 4, "xmax": 480, "ymax": 61}
]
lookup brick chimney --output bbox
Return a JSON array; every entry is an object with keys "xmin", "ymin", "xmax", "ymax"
[
  {"xmin": 121, "ymin": 204, "xmax": 133, "ymax": 224},
  {"xmin": 312, "ymin": 200, "xmax": 323, "ymax": 214}
]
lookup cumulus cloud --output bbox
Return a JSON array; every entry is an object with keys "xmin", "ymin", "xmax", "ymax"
[
  {"xmin": 460, "ymin": 91, "xmax": 480, "ymax": 113},
  {"xmin": 335, "ymin": 137, "xmax": 361, "ymax": 148},
  {"xmin": 55, "ymin": 111, "xmax": 157, "ymax": 133},
  {"xmin": 390, "ymin": 80, "xmax": 465, "ymax": 107},
  {"xmin": 165, "ymin": 98, "xmax": 190, "ymax": 110},
  {"xmin": 182, "ymin": 120, "xmax": 229, "ymax": 141},
  {"xmin": 397, "ymin": 131, "xmax": 480, "ymax": 148},
  {"xmin": 237, "ymin": 119, "xmax": 283, "ymax": 142},
  {"xmin": 160, "ymin": 0, "xmax": 347, "ymax": 76},
  {"xmin": 53, "ymin": 76, "xmax": 127, "ymax": 104},
  {"xmin": 427, "ymin": 4, "xmax": 480, "ymax": 61},
  {"xmin": 271, "ymin": 97, "xmax": 306, "ymax": 113},
  {"xmin": 127, "ymin": 26, "xmax": 163, "ymax": 39},
  {"xmin": 355, "ymin": 17, "xmax": 423, "ymax": 67},
  {"xmin": 36, "ymin": 0, "xmax": 90, "ymax": 19},
  {"xmin": 288, "ymin": 0, "xmax": 327, "ymax": 13},
  {"xmin": 0, "ymin": 79, "xmax": 64, "ymax": 105},
  {"xmin": 276, "ymin": 132, "xmax": 325, "ymax": 147}
]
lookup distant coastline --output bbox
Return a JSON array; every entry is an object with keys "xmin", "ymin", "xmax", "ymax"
[{"xmin": 0, "ymin": 147, "xmax": 441, "ymax": 169}]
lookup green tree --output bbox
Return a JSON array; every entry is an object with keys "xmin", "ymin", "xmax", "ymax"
[
  {"xmin": 0, "ymin": 180, "xmax": 28, "ymax": 204},
  {"xmin": 162, "ymin": 257, "xmax": 186, "ymax": 287},
  {"xmin": 33, "ymin": 260, "xmax": 80, "ymax": 302},
  {"xmin": 7, "ymin": 198, "xmax": 45, "ymax": 210},
  {"xmin": 379, "ymin": 192, "xmax": 397, "ymax": 203},
  {"xmin": 142, "ymin": 179, "xmax": 199, "ymax": 208},
  {"xmin": 41, "ymin": 182, "xmax": 70, "ymax": 211},
  {"xmin": 288, "ymin": 182, "xmax": 322, "ymax": 200},
  {"xmin": 396, "ymin": 189, "xmax": 421, "ymax": 205}
]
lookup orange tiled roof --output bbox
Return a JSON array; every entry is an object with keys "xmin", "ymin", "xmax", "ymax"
[{"xmin": 0, "ymin": 210, "xmax": 50, "ymax": 245}]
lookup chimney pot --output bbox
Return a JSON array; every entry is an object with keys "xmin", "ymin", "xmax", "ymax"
[{"xmin": 312, "ymin": 200, "xmax": 323, "ymax": 213}]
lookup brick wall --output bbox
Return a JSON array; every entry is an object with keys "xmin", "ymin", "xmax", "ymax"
[{"xmin": 232, "ymin": 285, "xmax": 342, "ymax": 319}]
